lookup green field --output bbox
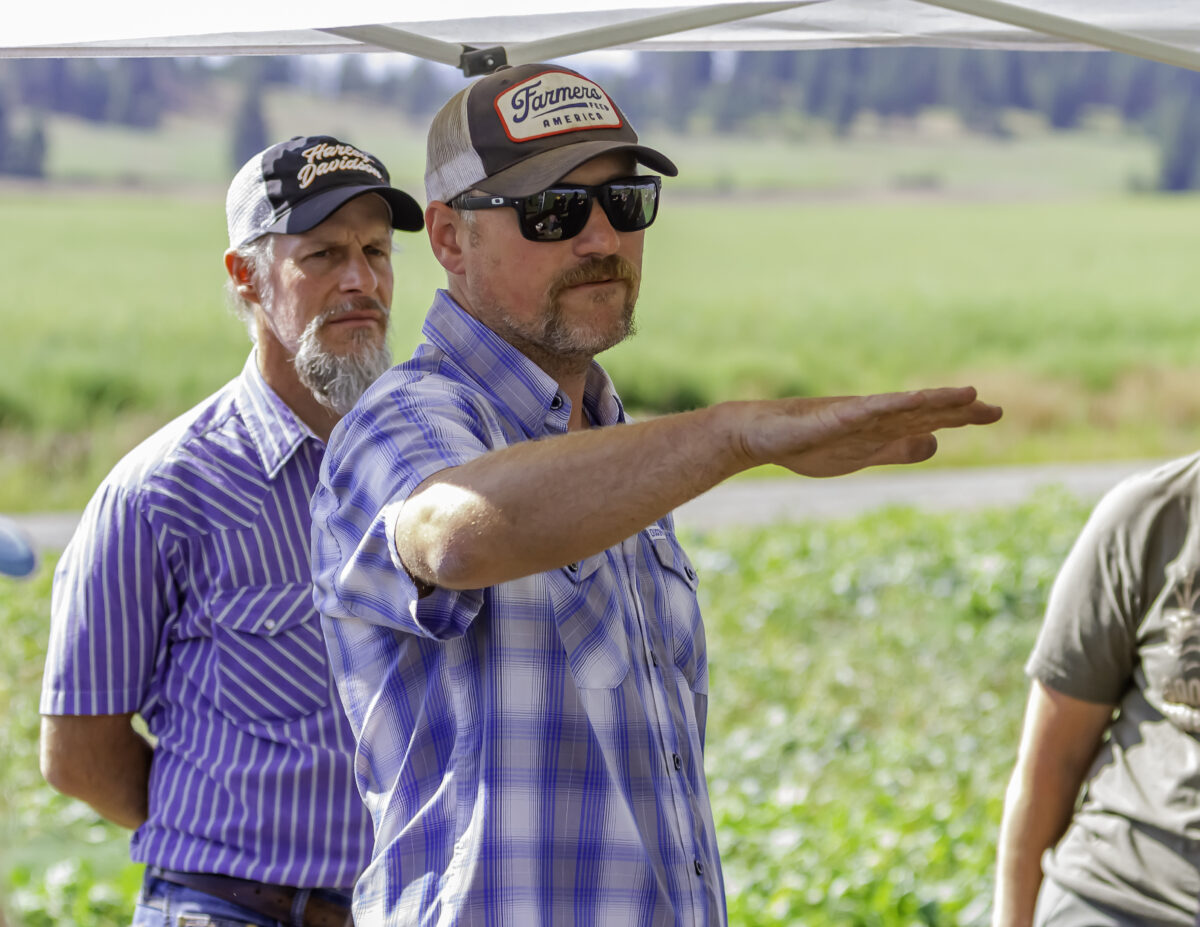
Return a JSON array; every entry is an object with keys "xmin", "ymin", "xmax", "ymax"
[
  {"xmin": 4, "ymin": 187, "xmax": 1200, "ymax": 511},
  {"xmin": 3, "ymin": 93, "xmax": 1195, "ymax": 511},
  {"xmin": 0, "ymin": 491, "xmax": 1091, "ymax": 926}
]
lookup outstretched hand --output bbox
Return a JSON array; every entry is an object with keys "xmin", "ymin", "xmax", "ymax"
[{"xmin": 734, "ymin": 386, "xmax": 1002, "ymax": 478}]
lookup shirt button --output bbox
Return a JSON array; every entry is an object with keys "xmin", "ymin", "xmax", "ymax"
[
  {"xmin": 550, "ymin": 394, "xmax": 564, "ymax": 410},
  {"xmin": 694, "ymin": 859, "xmax": 704, "ymax": 876},
  {"xmin": 263, "ymin": 619, "xmax": 276, "ymax": 631},
  {"xmin": 685, "ymin": 565, "xmax": 697, "ymax": 582},
  {"xmin": 672, "ymin": 753, "xmax": 682, "ymax": 771},
  {"xmin": 651, "ymin": 651, "xmax": 659, "ymax": 667},
  {"xmin": 567, "ymin": 562, "xmax": 579, "ymax": 573}
]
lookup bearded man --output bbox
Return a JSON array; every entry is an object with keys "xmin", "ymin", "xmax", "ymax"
[
  {"xmin": 40, "ymin": 135, "xmax": 422, "ymax": 927},
  {"xmin": 311, "ymin": 65, "xmax": 1001, "ymax": 926}
]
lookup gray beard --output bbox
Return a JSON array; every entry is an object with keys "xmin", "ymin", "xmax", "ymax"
[{"xmin": 294, "ymin": 307, "xmax": 392, "ymax": 416}]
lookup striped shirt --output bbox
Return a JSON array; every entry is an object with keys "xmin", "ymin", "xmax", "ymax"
[
  {"xmin": 42, "ymin": 353, "xmax": 371, "ymax": 889},
  {"xmin": 311, "ymin": 290, "xmax": 726, "ymax": 926}
]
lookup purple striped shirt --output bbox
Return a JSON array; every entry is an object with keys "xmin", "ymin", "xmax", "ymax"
[
  {"xmin": 42, "ymin": 353, "xmax": 371, "ymax": 889},
  {"xmin": 312, "ymin": 291, "xmax": 726, "ymax": 926}
]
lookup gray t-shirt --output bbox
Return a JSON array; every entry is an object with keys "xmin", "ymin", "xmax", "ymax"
[{"xmin": 1029, "ymin": 453, "xmax": 1200, "ymax": 925}]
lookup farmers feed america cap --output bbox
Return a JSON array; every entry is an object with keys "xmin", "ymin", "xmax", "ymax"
[
  {"xmin": 227, "ymin": 135, "xmax": 424, "ymax": 249},
  {"xmin": 425, "ymin": 63, "xmax": 678, "ymax": 204}
]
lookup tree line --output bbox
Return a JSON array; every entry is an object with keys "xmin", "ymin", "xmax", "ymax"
[
  {"xmin": 609, "ymin": 49, "xmax": 1200, "ymax": 190},
  {"xmin": 2, "ymin": 49, "xmax": 1200, "ymax": 189},
  {"xmin": 0, "ymin": 57, "xmax": 194, "ymax": 177}
]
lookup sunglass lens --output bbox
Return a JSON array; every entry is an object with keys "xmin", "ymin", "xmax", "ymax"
[
  {"xmin": 604, "ymin": 180, "xmax": 659, "ymax": 232},
  {"xmin": 521, "ymin": 189, "xmax": 590, "ymax": 242}
]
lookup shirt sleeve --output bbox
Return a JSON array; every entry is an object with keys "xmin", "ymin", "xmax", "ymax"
[
  {"xmin": 41, "ymin": 480, "xmax": 166, "ymax": 716},
  {"xmin": 1026, "ymin": 477, "xmax": 1151, "ymax": 706},
  {"xmin": 311, "ymin": 371, "xmax": 489, "ymax": 639}
]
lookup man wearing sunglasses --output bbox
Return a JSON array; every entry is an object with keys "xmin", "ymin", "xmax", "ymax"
[{"xmin": 311, "ymin": 63, "xmax": 1002, "ymax": 926}]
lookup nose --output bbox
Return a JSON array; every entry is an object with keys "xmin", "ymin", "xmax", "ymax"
[
  {"xmin": 571, "ymin": 199, "xmax": 621, "ymax": 257},
  {"xmin": 340, "ymin": 250, "xmax": 379, "ymax": 294}
]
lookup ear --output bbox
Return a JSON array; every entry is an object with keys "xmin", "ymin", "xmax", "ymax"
[
  {"xmin": 426, "ymin": 202, "xmax": 469, "ymax": 277},
  {"xmin": 224, "ymin": 249, "xmax": 263, "ymax": 307}
]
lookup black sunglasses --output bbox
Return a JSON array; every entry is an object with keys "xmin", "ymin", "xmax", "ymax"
[{"xmin": 453, "ymin": 175, "xmax": 662, "ymax": 243}]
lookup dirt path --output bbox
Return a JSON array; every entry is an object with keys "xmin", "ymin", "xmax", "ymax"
[
  {"xmin": 10, "ymin": 459, "xmax": 1163, "ymax": 555},
  {"xmin": 670, "ymin": 458, "xmax": 1161, "ymax": 531}
]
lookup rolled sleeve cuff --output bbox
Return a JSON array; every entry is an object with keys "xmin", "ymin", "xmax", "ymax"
[
  {"xmin": 382, "ymin": 500, "xmax": 426, "ymax": 594},
  {"xmin": 317, "ymin": 500, "xmax": 484, "ymax": 640},
  {"xmin": 1025, "ymin": 656, "xmax": 1124, "ymax": 706},
  {"xmin": 39, "ymin": 685, "xmax": 144, "ymax": 716}
]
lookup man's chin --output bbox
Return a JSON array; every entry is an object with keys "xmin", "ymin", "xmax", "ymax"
[
  {"xmin": 561, "ymin": 300, "xmax": 634, "ymax": 349},
  {"xmin": 549, "ymin": 320, "xmax": 634, "ymax": 358}
]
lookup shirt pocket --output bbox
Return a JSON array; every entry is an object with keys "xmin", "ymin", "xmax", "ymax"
[
  {"xmin": 648, "ymin": 529, "xmax": 708, "ymax": 696},
  {"xmin": 208, "ymin": 582, "xmax": 332, "ymax": 723},
  {"xmin": 553, "ymin": 552, "xmax": 631, "ymax": 689}
]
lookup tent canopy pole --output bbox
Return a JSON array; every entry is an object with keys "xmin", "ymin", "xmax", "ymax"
[
  {"xmin": 914, "ymin": 0, "xmax": 1200, "ymax": 72},
  {"xmin": 323, "ymin": 2, "xmax": 819, "ymax": 75}
]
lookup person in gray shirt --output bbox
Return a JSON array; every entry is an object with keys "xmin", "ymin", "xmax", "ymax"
[{"xmin": 994, "ymin": 453, "xmax": 1200, "ymax": 926}]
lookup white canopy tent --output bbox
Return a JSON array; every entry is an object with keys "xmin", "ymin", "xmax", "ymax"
[{"xmin": 3, "ymin": 1, "xmax": 1200, "ymax": 75}]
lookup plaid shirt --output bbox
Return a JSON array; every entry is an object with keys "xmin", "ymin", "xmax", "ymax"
[
  {"xmin": 42, "ymin": 354, "xmax": 370, "ymax": 888},
  {"xmin": 312, "ymin": 291, "xmax": 726, "ymax": 926}
]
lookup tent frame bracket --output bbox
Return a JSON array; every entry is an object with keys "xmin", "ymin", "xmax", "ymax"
[{"xmin": 460, "ymin": 45, "xmax": 509, "ymax": 76}]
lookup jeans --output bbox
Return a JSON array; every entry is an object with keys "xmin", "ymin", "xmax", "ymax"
[{"xmin": 132, "ymin": 873, "xmax": 352, "ymax": 927}]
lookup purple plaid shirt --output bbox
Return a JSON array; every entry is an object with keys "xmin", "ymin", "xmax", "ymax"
[
  {"xmin": 311, "ymin": 291, "xmax": 726, "ymax": 926},
  {"xmin": 42, "ymin": 354, "xmax": 370, "ymax": 889}
]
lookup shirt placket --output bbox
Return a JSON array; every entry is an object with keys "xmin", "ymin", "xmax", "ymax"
[{"xmin": 619, "ymin": 535, "xmax": 710, "ymax": 927}]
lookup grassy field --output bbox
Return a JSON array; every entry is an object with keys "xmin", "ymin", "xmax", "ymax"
[
  {"xmin": 1, "ymin": 491, "xmax": 1091, "ymax": 925},
  {"xmin": 4, "ymin": 187, "xmax": 1200, "ymax": 511},
  {"xmin": 702, "ymin": 491, "xmax": 1089, "ymax": 925},
  {"xmin": 3, "ymin": 88, "xmax": 1194, "ymax": 511}
]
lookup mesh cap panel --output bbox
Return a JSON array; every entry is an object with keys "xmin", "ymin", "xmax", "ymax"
[
  {"xmin": 425, "ymin": 89, "xmax": 487, "ymax": 204},
  {"xmin": 226, "ymin": 155, "xmax": 277, "ymax": 250}
]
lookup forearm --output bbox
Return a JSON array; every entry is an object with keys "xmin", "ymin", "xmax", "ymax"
[
  {"xmin": 40, "ymin": 714, "xmax": 153, "ymax": 830},
  {"xmin": 992, "ymin": 767, "xmax": 1078, "ymax": 927},
  {"xmin": 400, "ymin": 404, "xmax": 746, "ymax": 588},
  {"xmin": 993, "ymin": 683, "xmax": 1112, "ymax": 927},
  {"xmin": 397, "ymin": 386, "xmax": 1000, "ymax": 589}
]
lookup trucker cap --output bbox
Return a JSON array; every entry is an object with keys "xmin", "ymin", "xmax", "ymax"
[
  {"xmin": 227, "ymin": 135, "xmax": 424, "ymax": 249},
  {"xmin": 425, "ymin": 63, "xmax": 677, "ymax": 204}
]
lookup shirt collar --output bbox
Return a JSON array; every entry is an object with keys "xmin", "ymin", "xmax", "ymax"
[
  {"xmin": 235, "ymin": 351, "xmax": 319, "ymax": 479},
  {"xmin": 423, "ymin": 290, "xmax": 626, "ymax": 436}
]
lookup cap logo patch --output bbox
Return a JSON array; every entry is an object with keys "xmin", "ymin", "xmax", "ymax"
[
  {"xmin": 297, "ymin": 141, "xmax": 383, "ymax": 189},
  {"xmin": 495, "ymin": 71, "xmax": 622, "ymax": 142}
]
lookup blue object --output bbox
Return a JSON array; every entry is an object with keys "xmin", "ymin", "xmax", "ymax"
[{"xmin": 0, "ymin": 516, "xmax": 36, "ymax": 578}]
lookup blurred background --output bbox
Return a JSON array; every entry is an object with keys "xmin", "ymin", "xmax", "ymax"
[{"xmin": 2, "ymin": 47, "xmax": 1199, "ymax": 925}]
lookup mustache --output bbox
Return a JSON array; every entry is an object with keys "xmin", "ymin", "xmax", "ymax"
[
  {"xmin": 547, "ymin": 255, "xmax": 640, "ymax": 302},
  {"xmin": 310, "ymin": 297, "xmax": 391, "ymax": 330}
]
